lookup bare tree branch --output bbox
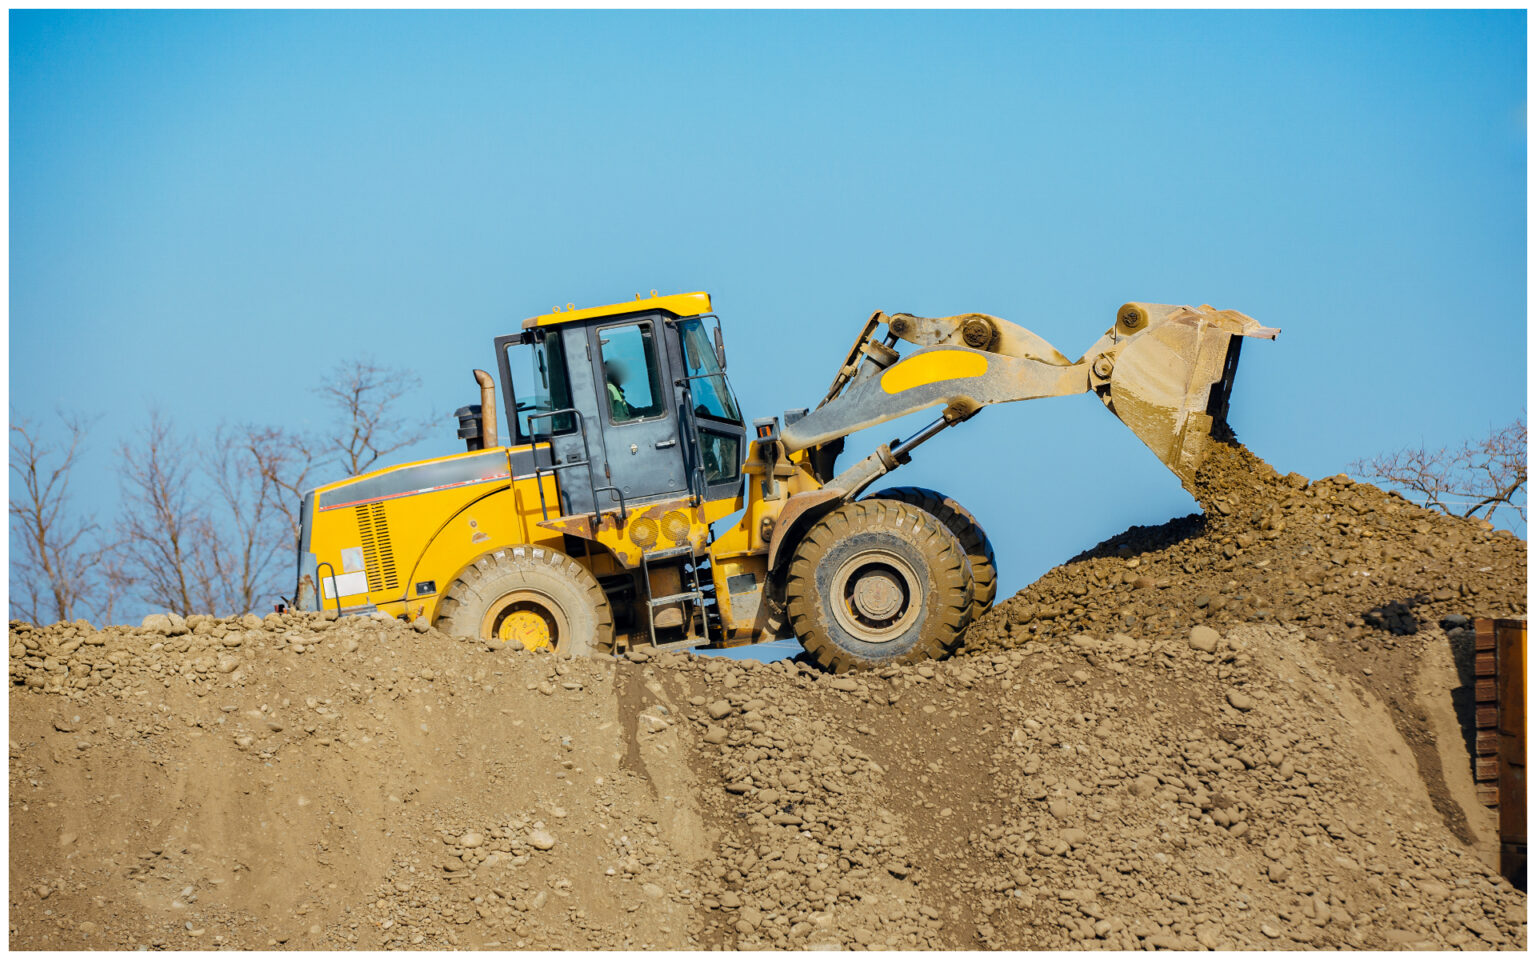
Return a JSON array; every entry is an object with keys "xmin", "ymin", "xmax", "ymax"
[
  {"xmin": 316, "ymin": 358, "xmax": 434, "ymax": 477},
  {"xmin": 242, "ymin": 425, "xmax": 321, "ymax": 552},
  {"xmin": 8, "ymin": 411, "xmax": 98, "ymax": 624},
  {"xmin": 204, "ymin": 425, "xmax": 287, "ymax": 614},
  {"xmin": 1350, "ymin": 416, "xmax": 1527, "ymax": 525},
  {"xmin": 116, "ymin": 412, "xmax": 212, "ymax": 617}
]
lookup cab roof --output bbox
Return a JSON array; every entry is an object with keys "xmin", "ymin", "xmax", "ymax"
[{"xmin": 521, "ymin": 291, "xmax": 712, "ymax": 330}]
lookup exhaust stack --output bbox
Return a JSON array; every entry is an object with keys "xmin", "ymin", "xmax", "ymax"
[{"xmin": 473, "ymin": 369, "xmax": 498, "ymax": 449}]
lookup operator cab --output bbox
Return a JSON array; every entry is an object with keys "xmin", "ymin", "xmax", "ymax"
[{"xmin": 492, "ymin": 291, "xmax": 747, "ymax": 519}]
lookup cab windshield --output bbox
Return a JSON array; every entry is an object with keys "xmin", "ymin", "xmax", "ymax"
[{"xmin": 678, "ymin": 318, "xmax": 742, "ymax": 424}]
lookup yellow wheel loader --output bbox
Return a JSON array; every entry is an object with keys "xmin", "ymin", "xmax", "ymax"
[{"xmin": 294, "ymin": 291, "xmax": 1277, "ymax": 671}]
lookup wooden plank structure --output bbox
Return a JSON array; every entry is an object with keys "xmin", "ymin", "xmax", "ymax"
[
  {"xmin": 1494, "ymin": 619, "xmax": 1525, "ymax": 890},
  {"xmin": 1473, "ymin": 619, "xmax": 1502, "ymax": 805},
  {"xmin": 1473, "ymin": 618, "xmax": 1526, "ymax": 889}
]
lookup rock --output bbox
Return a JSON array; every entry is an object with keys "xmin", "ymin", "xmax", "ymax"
[
  {"xmin": 642, "ymin": 882, "xmax": 664, "ymax": 898},
  {"xmin": 703, "ymin": 725, "xmax": 728, "ymax": 744},
  {"xmin": 1188, "ymin": 626, "xmax": 1220, "ymax": 653},
  {"xmin": 527, "ymin": 829, "xmax": 557, "ymax": 851},
  {"xmin": 411, "ymin": 617, "xmax": 430, "ymax": 633},
  {"xmin": 706, "ymin": 700, "xmax": 732, "ymax": 720},
  {"xmin": 142, "ymin": 614, "xmax": 173, "ymax": 635},
  {"xmin": 459, "ymin": 831, "xmax": 484, "ymax": 849},
  {"xmin": 1226, "ymin": 690, "xmax": 1256, "ymax": 712}
]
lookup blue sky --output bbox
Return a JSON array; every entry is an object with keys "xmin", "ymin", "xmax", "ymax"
[{"xmin": 10, "ymin": 10, "xmax": 1527, "ymax": 634}]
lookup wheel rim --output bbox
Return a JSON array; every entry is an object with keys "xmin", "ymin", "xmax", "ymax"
[
  {"xmin": 830, "ymin": 548, "xmax": 921, "ymax": 643},
  {"xmin": 481, "ymin": 589, "xmax": 570, "ymax": 652}
]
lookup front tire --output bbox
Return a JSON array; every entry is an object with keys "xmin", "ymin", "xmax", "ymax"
[
  {"xmin": 435, "ymin": 545, "xmax": 614, "ymax": 655},
  {"xmin": 786, "ymin": 499, "xmax": 972, "ymax": 672},
  {"xmin": 867, "ymin": 486, "xmax": 998, "ymax": 623}
]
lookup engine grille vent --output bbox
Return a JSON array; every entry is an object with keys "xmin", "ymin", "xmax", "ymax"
[{"xmin": 355, "ymin": 502, "xmax": 399, "ymax": 593}]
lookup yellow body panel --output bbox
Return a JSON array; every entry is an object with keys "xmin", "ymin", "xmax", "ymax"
[
  {"xmin": 522, "ymin": 291, "xmax": 712, "ymax": 330},
  {"xmin": 307, "ymin": 446, "xmax": 558, "ymax": 617},
  {"xmin": 306, "ymin": 441, "xmax": 754, "ymax": 636},
  {"xmin": 880, "ymin": 349, "xmax": 988, "ymax": 394},
  {"xmin": 394, "ymin": 480, "xmax": 567, "ymax": 623}
]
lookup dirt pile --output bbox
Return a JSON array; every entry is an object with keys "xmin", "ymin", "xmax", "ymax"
[
  {"xmin": 10, "ymin": 612, "xmax": 712, "ymax": 949},
  {"xmin": 678, "ymin": 622, "xmax": 1524, "ymax": 949},
  {"xmin": 10, "ymin": 595, "xmax": 1528, "ymax": 949},
  {"xmin": 962, "ymin": 440, "xmax": 1525, "ymax": 659}
]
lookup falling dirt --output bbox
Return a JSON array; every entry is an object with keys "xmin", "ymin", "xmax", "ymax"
[{"xmin": 8, "ymin": 441, "xmax": 1528, "ymax": 950}]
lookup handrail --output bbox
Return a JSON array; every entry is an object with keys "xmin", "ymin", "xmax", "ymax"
[
  {"xmin": 674, "ymin": 379, "xmax": 705, "ymax": 506},
  {"xmin": 526, "ymin": 407, "xmax": 628, "ymax": 524},
  {"xmin": 673, "ymin": 371, "xmax": 744, "ymax": 505},
  {"xmin": 526, "ymin": 408, "xmax": 593, "ymax": 522},
  {"xmin": 315, "ymin": 561, "xmax": 343, "ymax": 618}
]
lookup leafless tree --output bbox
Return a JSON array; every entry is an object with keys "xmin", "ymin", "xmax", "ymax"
[
  {"xmin": 241, "ymin": 425, "xmax": 322, "ymax": 550},
  {"xmin": 318, "ymin": 357, "xmax": 434, "ymax": 477},
  {"xmin": 204, "ymin": 425, "xmax": 288, "ymax": 614},
  {"xmin": 116, "ymin": 413, "xmax": 215, "ymax": 617},
  {"xmin": 9, "ymin": 413, "xmax": 98, "ymax": 624},
  {"xmin": 1351, "ymin": 416, "xmax": 1527, "ymax": 524},
  {"xmin": 94, "ymin": 549, "xmax": 136, "ymax": 626},
  {"xmin": 101, "ymin": 360, "xmax": 432, "ymax": 619}
]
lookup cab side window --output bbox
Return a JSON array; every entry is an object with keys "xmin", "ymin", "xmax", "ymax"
[
  {"xmin": 506, "ymin": 332, "xmax": 575, "ymax": 442},
  {"xmin": 598, "ymin": 322, "xmax": 665, "ymax": 423}
]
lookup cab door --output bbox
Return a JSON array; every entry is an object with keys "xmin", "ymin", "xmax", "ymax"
[
  {"xmin": 589, "ymin": 316, "xmax": 689, "ymax": 507},
  {"xmin": 669, "ymin": 315, "xmax": 747, "ymax": 503}
]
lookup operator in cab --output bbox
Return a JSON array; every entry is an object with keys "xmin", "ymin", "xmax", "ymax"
[{"xmin": 604, "ymin": 359, "xmax": 631, "ymax": 420}]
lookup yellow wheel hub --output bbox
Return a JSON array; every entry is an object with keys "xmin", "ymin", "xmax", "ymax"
[
  {"xmin": 481, "ymin": 589, "xmax": 568, "ymax": 653},
  {"xmin": 500, "ymin": 605, "xmax": 555, "ymax": 652}
]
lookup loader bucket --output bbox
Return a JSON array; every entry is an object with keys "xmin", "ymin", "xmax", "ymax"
[{"xmin": 1091, "ymin": 303, "xmax": 1279, "ymax": 491}]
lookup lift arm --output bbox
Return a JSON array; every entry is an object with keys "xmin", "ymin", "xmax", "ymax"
[{"xmin": 779, "ymin": 303, "xmax": 1279, "ymax": 501}]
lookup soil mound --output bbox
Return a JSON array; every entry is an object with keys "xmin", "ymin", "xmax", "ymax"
[
  {"xmin": 10, "ymin": 607, "xmax": 1527, "ymax": 949},
  {"xmin": 962, "ymin": 441, "xmax": 1525, "ymax": 658},
  {"xmin": 8, "ymin": 442, "xmax": 1528, "ymax": 950},
  {"xmin": 10, "ymin": 613, "xmax": 710, "ymax": 949}
]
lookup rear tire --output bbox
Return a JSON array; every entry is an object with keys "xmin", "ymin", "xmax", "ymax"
[
  {"xmin": 867, "ymin": 486, "xmax": 998, "ymax": 623},
  {"xmin": 435, "ymin": 544, "xmax": 614, "ymax": 656},
  {"xmin": 786, "ymin": 499, "xmax": 972, "ymax": 672}
]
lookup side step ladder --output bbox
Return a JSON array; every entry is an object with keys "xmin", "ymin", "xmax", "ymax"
[{"xmin": 640, "ymin": 545, "xmax": 712, "ymax": 650}]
